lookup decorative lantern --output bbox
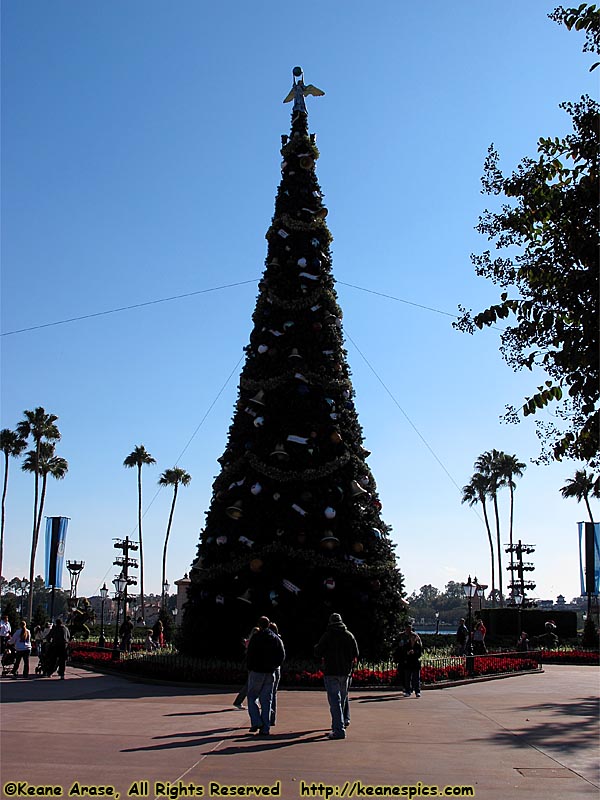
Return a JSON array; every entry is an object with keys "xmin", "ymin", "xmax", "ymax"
[
  {"xmin": 270, "ymin": 443, "xmax": 289, "ymax": 461},
  {"xmin": 249, "ymin": 558, "xmax": 263, "ymax": 573},
  {"xmin": 226, "ymin": 501, "xmax": 243, "ymax": 520},
  {"xmin": 250, "ymin": 390, "xmax": 266, "ymax": 405},
  {"xmin": 320, "ymin": 532, "xmax": 340, "ymax": 549},
  {"xmin": 350, "ymin": 480, "xmax": 368, "ymax": 498}
]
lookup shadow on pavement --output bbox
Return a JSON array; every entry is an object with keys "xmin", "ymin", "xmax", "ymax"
[
  {"xmin": 485, "ymin": 696, "xmax": 599, "ymax": 757},
  {"xmin": 122, "ymin": 729, "xmax": 325, "ymax": 754}
]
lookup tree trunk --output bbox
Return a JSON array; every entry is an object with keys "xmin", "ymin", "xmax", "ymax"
[
  {"xmin": 27, "ymin": 442, "xmax": 41, "ymax": 621},
  {"xmin": 161, "ymin": 484, "xmax": 178, "ymax": 610},
  {"xmin": 482, "ymin": 499, "xmax": 496, "ymax": 607},
  {"xmin": 508, "ymin": 484, "xmax": 515, "ymax": 598},
  {"xmin": 584, "ymin": 496, "xmax": 595, "ymax": 525},
  {"xmin": 138, "ymin": 464, "xmax": 144, "ymax": 622},
  {"xmin": 0, "ymin": 453, "xmax": 8, "ymax": 580},
  {"xmin": 28, "ymin": 472, "xmax": 47, "ymax": 620},
  {"xmin": 493, "ymin": 492, "xmax": 503, "ymax": 607}
]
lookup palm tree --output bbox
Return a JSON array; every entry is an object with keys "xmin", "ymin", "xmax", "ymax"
[
  {"xmin": 158, "ymin": 467, "xmax": 191, "ymax": 609},
  {"xmin": 124, "ymin": 445, "xmax": 156, "ymax": 621},
  {"xmin": 0, "ymin": 428, "xmax": 28, "ymax": 580},
  {"xmin": 462, "ymin": 473, "xmax": 496, "ymax": 606},
  {"xmin": 16, "ymin": 408, "xmax": 61, "ymax": 619},
  {"xmin": 475, "ymin": 450, "xmax": 505, "ymax": 606},
  {"xmin": 560, "ymin": 469, "xmax": 600, "ymax": 524},
  {"xmin": 22, "ymin": 443, "xmax": 68, "ymax": 617},
  {"xmin": 496, "ymin": 452, "xmax": 526, "ymax": 596}
]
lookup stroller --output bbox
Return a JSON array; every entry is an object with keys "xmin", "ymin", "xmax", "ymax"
[
  {"xmin": 2, "ymin": 645, "xmax": 16, "ymax": 677},
  {"xmin": 36, "ymin": 642, "xmax": 59, "ymax": 677}
]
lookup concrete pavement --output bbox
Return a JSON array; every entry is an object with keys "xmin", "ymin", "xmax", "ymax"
[{"xmin": 1, "ymin": 662, "xmax": 598, "ymax": 800}]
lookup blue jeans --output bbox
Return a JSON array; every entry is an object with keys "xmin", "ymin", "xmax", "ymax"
[
  {"xmin": 323, "ymin": 675, "xmax": 349, "ymax": 737},
  {"xmin": 247, "ymin": 671, "xmax": 275, "ymax": 732},
  {"xmin": 270, "ymin": 667, "xmax": 281, "ymax": 725}
]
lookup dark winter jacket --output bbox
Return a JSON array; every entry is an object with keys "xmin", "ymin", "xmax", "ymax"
[
  {"xmin": 314, "ymin": 622, "xmax": 359, "ymax": 676},
  {"xmin": 404, "ymin": 635, "xmax": 422, "ymax": 669},
  {"xmin": 246, "ymin": 628, "xmax": 285, "ymax": 673}
]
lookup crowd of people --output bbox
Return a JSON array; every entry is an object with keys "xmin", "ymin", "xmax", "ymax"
[{"xmin": 1, "ymin": 615, "xmax": 70, "ymax": 679}]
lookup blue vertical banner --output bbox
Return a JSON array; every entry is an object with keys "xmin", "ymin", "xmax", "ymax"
[
  {"xmin": 45, "ymin": 516, "xmax": 69, "ymax": 588},
  {"xmin": 578, "ymin": 522, "xmax": 600, "ymax": 596}
]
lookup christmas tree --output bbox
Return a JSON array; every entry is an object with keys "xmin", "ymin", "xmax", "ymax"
[{"xmin": 181, "ymin": 68, "xmax": 404, "ymax": 659}]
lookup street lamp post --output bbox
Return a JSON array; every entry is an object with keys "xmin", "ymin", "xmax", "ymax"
[
  {"xmin": 162, "ymin": 580, "xmax": 170, "ymax": 612},
  {"xmin": 111, "ymin": 574, "xmax": 127, "ymax": 660},
  {"xmin": 435, "ymin": 612, "xmax": 440, "ymax": 635},
  {"xmin": 462, "ymin": 576, "xmax": 478, "ymax": 673},
  {"xmin": 514, "ymin": 593, "xmax": 524, "ymax": 638},
  {"xmin": 98, "ymin": 583, "xmax": 109, "ymax": 648}
]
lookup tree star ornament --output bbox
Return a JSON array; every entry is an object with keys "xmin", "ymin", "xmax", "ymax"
[{"xmin": 283, "ymin": 67, "xmax": 325, "ymax": 114}]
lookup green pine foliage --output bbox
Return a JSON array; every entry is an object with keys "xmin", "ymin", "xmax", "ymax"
[{"xmin": 181, "ymin": 105, "xmax": 404, "ymax": 659}]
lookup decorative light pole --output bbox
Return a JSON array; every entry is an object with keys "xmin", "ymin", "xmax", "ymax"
[
  {"xmin": 462, "ymin": 576, "xmax": 478, "ymax": 672},
  {"xmin": 514, "ymin": 592, "xmax": 524, "ymax": 638},
  {"xmin": 98, "ymin": 583, "xmax": 109, "ymax": 648},
  {"xmin": 162, "ymin": 579, "xmax": 170, "ymax": 612},
  {"xmin": 20, "ymin": 578, "xmax": 29, "ymax": 619},
  {"xmin": 111, "ymin": 574, "xmax": 127, "ymax": 660},
  {"xmin": 435, "ymin": 611, "xmax": 440, "ymax": 635}
]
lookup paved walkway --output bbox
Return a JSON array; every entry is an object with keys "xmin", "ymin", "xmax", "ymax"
[{"xmin": 1, "ymin": 663, "xmax": 598, "ymax": 800}]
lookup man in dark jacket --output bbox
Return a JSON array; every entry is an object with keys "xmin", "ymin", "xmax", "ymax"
[
  {"xmin": 245, "ymin": 616, "xmax": 285, "ymax": 736},
  {"xmin": 314, "ymin": 613, "xmax": 359, "ymax": 739},
  {"xmin": 47, "ymin": 618, "xmax": 71, "ymax": 679}
]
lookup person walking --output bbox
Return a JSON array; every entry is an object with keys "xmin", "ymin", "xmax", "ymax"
[
  {"xmin": 10, "ymin": 620, "xmax": 32, "ymax": 679},
  {"xmin": 47, "ymin": 618, "xmax": 71, "ymax": 679},
  {"xmin": 0, "ymin": 614, "xmax": 11, "ymax": 654},
  {"xmin": 245, "ymin": 616, "xmax": 285, "ymax": 736},
  {"xmin": 314, "ymin": 613, "xmax": 359, "ymax": 740},
  {"xmin": 403, "ymin": 627, "xmax": 423, "ymax": 698}
]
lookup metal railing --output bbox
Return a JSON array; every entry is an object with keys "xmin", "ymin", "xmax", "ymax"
[{"xmin": 69, "ymin": 645, "xmax": 542, "ymax": 686}]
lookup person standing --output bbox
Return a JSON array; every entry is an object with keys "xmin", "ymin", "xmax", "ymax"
[
  {"xmin": 47, "ymin": 618, "xmax": 71, "ymax": 679},
  {"xmin": 472, "ymin": 620, "xmax": 487, "ymax": 655},
  {"xmin": 0, "ymin": 614, "xmax": 11, "ymax": 654},
  {"xmin": 314, "ymin": 613, "xmax": 359, "ymax": 740},
  {"xmin": 233, "ymin": 627, "xmax": 258, "ymax": 709},
  {"xmin": 268, "ymin": 622, "xmax": 283, "ymax": 726},
  {"xmin": 119, "ymin": 615, "xmax": 134, "ymax": 652},
  {"xmin": 455, "ymin": 618, "xmax": 469, "ymax": 655},
  {"xmin": 245, "ymin": 616, "xmax": 285, "ymax": 736},
  {"xmin": 403, "ymin": 628, "xmax": 423, "ymax": 698},
  {"xmin": 152, "ymin": 618, "xmax": 164, "ymax": 648},
  {"xmin": 10, "ymin": 620, "xmax": 32, "ymax": 679},
  {"xmin": 516, "ymin": 631, "xmax": 529, "ymax": 652}
]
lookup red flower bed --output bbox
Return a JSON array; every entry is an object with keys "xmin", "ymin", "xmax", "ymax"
[
  {"xmin": 68, "ymin": 649, "xmax": 548, "ymax": 685},
  {"xmin": 541, "ymin": 649, "xmax": 599, "ymax": 665}
]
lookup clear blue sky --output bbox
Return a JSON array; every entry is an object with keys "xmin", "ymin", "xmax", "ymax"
[{"xmin": 1, "ymin": 0, "xmax": 597, "ymax": 605}]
